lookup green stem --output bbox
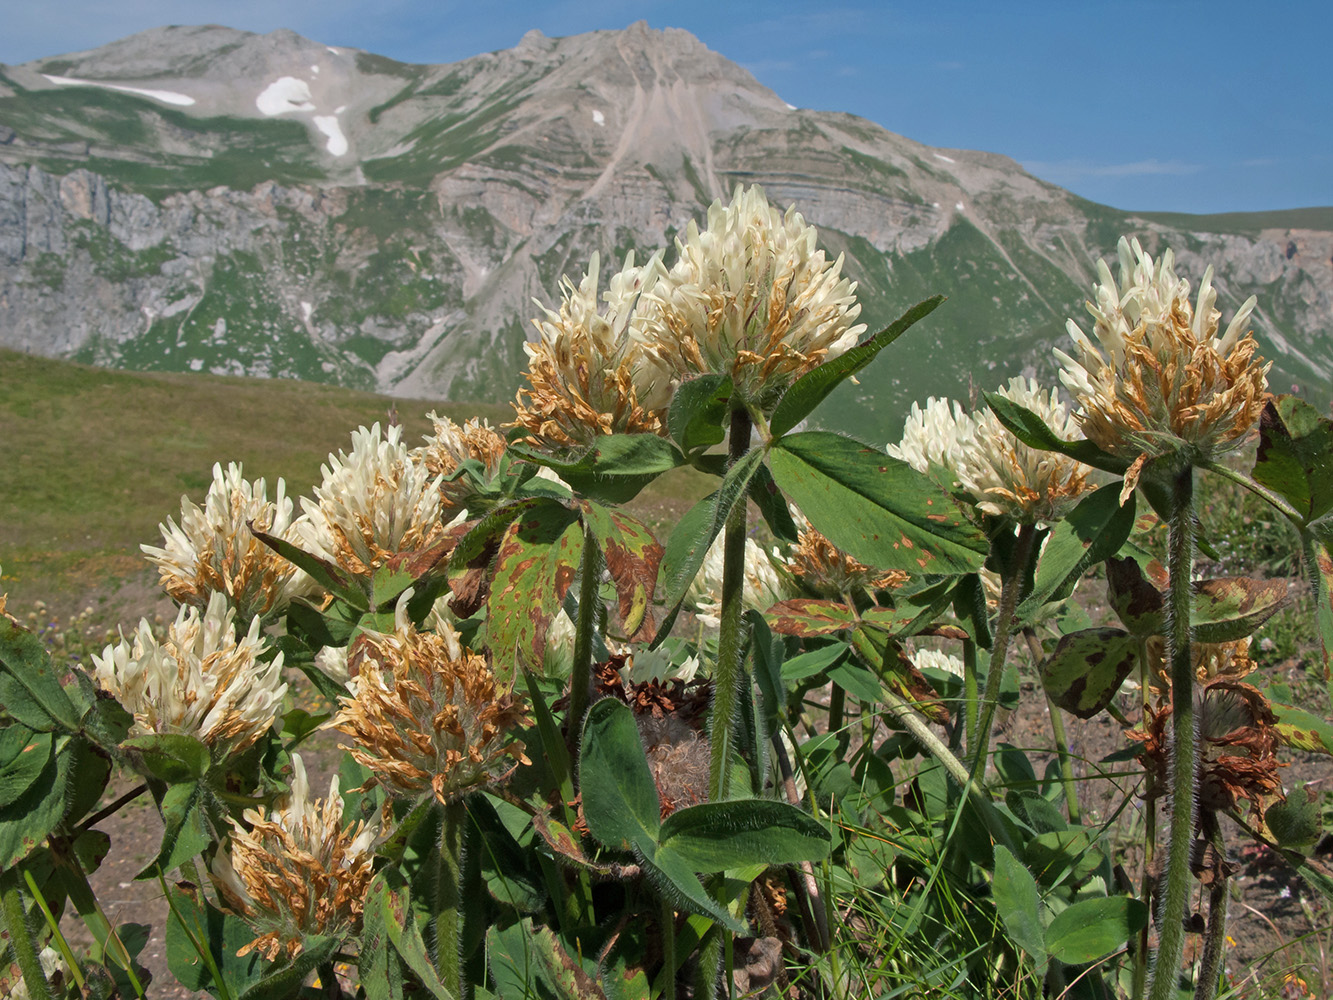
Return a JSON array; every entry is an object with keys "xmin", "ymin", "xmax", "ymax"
[
  {"xmin": 566, "ymin": 525, "xmax": 602, "ymax": 753},
  {"xmin": 971, "ymin": 522, "xmax": 1037, "ymax": 779},
  {"xmin": 434, "ymin": 799, "xmax": 466, "ymax": 998},
  {"xmin": 21, "ymin": 869, "xmax": 84, "ymax": 991},
  {"xmin": 1147, "ymin": 464, "xmax": 1198, "ymax": 1000},
  {"xmin": 318, "ymin": 960, "xmax": 342, "ymax": 999},
  {"xmin": 660, "ymin": 897, "xmax": 677, "ymax": 1000},
  {"xmin": 1195, "ymin": 818, "xmax": 1230, "ymax": 1000},
  {"xmin": 960, "ymin": 638, "xmax": 979, "ymax": 753},
  {"xmin": 2, "ymin": 870, "xmax": 52, "ymax": 1000},
  {"xmin": 827, "ymin": 683, "xmax": 846, "ymax": 740},
  {"xmin": 1199, "ymin": 459, "xmax": 1304, "ymax": 526},
  {"xmin": 1023, "ymin": 629, "xmax": 1081, "ymax": 824},
  {"xmin": 707, "ymin": 406, "xmax": 753, "ymax": 802},
  {"xmin": 1133, "ymin": 638, "xmax": 1157, "ymax": 1000}
]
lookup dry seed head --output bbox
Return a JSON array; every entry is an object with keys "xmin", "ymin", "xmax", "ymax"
[
  {"xmin": 511, "ymin": 251, "xmax": 672, "ymax": 451},
  {"xmin": 637, "ymin": 185, "xmax": 865, "ymax": 411},
  {"xmin": 92, "ymin": 591, "xmax": 285, "ymax": 755},
  {"xmin": 330, "ymin": 618, "xmax": 530, "ymax": 803},
  {"xmin": 1055, "ymin": 237, "xmax": 1269, "ymax": 465},
  {"xmin": 212, "ymin": 754, "xmax": 380, "ymax": 961},
  {"xmin": 293, "ymin": 423, "xmax": 448, "ymax": 577},
  {"xmin": 142, "ymin": 462, "xmax": 317, "ymax": 621}
]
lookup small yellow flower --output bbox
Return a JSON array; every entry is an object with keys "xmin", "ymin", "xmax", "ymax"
[
  {"xmin": 212, "ymin": 754, "xmax": 380, "ymax": 961},
  {"xmin": 329, "ymin": 612, "xmax": 530, "ymax": 803},
  {"xmin": 1055, "ymin": 237, "xmax": 1269, "ymax": 469}
]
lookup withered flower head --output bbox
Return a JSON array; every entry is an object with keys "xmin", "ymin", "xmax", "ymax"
[
  {"xmin": 1055, "ymin": 237, "xmax": 1269, "ymax": 470},
  {"xmin": 411, "ymin": 413, "xmax": 509, "ymax": 512},
  {"xmin": 637, "ymin": 185, "xmax": 866, "ymax": 411},
  {"xmin": 786, "ymin": 506, "xmax": 909, "ymax": 597},
  {"xmin": 92, "ymin": 591, "xmax": 285, "ymax": 756},
  {"xmin": 293, "ymin": 423, "xmax": 448, "ymax": 577},
  {"xmin": 142, "ymin": 462, "xmax": 316, "ymax": 621},
  {"xmin": 511, "ymin": 251, "xmax": 672, "ymax": 451},
  {"xmin": 329, "ymin": 612, "xmax": 530, "ymax": 803},
  {"xmin": 212, "ymin": 754, "xmax": 381, "ymax": 961}
]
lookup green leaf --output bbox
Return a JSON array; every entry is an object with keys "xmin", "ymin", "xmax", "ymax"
[
  {"xmin": 486, "ymin": 501, "xmax": 584, "ymax": 682},
  {"xmin": 578, "ymin": 698, "xmax": 661, "ymax": 850},
  {"xmin": 991, "ymin": 845, "xmax": 1048, "ymax": 976},
  {"xmin": 657, "ymin": 799, "xmax": 830, "ymax": 871},
  {"xmin": 770, "ymin": 432, "xmax": 987, "ymax": 576},
  {"xmin": 779, "ymin": 643, "xmax": 849, "ymax": 683},
  {"xmin": 748, "ymin": 463, "xmax": 800, "ymax": 543},
  {"xmin": 668, "ymin": 374, "xmax": 732, "ymax": 455},
  {"xmin": 366, "ymin": 870, "xmax": 456, "ymax": 999},
  {"xmin": 984, "ymin": 394, "xmax": 1130, "ymax": 476},
  {"xmin": 141, "ymin": 780, "xmax": 211, "ymax": 878},
  {"xmin": 1039, "ymin": 627, "xmax": 1138, "ymax": 719},
  {"xmin": 641, "ymin": 843, "xmax": 746, "ymax": 934},
  {"xmin": 580, "ymin": 502, "xmax": 663, "ymax": 642},
  {"xmin": 0, "ymin": 618, "xmax": 81, "ymax": 732},
  {"xmin": 237, "ymin": 934, "xmax": 339, "ymax": 1000},
  {"xmin": 488, "ymin": 919, "xmax": 603, "ymax": 1000},
  {"xmin": 165, "ymin": 884, "xmax": 266, "ymax": 996},
  {"xmin": 122, "ymin": 733, "xmax": 211, "ymax": 784},
  {"xmin": 653, "ymin": 448, "xmax": 766, "ymax": 643},
  {"xmin": 370, "ymin": 564, "xmax": 416, "ymax": 612},
  {"xmin": 1266, "ymin": 786, "xmax": 1323, "ymax": 852},
  {"xmin": 745, "ymin": 610, "xmax": 786, "ymax": 740},
  {"xmin": 770, "ymin": 296, "xmax": 945, "ymax": 439},
  {"xmin": 1017, "ymin": 485, "xmax": 1136, "ymax": 623},
  {"xmin": 513, "ymin": 435, "xmax": 684, "ymax": 503},
  {"xmin": 0, "ymin": 736, "xmax": 67, "ymax": 867},
  {"xmin": 0, "ymin": 727, "xmax": 51, "ymax": 809},
  {"xmin": 1253, "ymin": 395, "xmax": 1333, "ymax": 523},
  {"xmin": 826, "ymin": 660, "xmax": 885, "ymax": 703},
  {"xmin": 1024, "ymin": 831, "xmax": 1105, "ymax": 888},
  {"xmin": 1045, "ymin": 896, "xmax": 1147, "ymax": 965},
  {"xmin": 247, "ymin": 525, "xmax": 367, "ymax": 610}
]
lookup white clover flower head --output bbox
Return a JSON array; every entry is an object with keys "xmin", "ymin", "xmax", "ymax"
[
  {"xmin": 211, "ymin": 754, "xmax": 381, "ymax": 961},
  {"xmin": 911, "ymin": 647, "xmax": 966, "ymax": 679},
  {"xmin": 886, "ymin": 396, "xmax": 976, "ymax": 478},
  {"xmin": 637, "ymin": 184, "xmax": 866, "ymax": 411},
  {"xmin": 512, "ymin": 251, "xmax": 673, "ymax": 450},
  {"xmin": 294, "ymin": 423, "xmax": 446, "ymax": 576},
  {"xmin": 955, "ymin": 377, "xmax": 1096, "ymax": 523},
  {"xmin": 93, "ymin": 591, "xmax": 285, "ymax": 754},
  {"xmin": 686, "ymin": 532, "xmax": 788, "ymax": 628},
  {"xmin": 142, "ymin": 462, "xmax": 316, "ymax": 620},
  {"xmin": 1055, "ymin": 236, "xmax": 1268, "ymax": 466}
]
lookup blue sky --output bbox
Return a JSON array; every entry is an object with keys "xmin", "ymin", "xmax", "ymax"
[{"xmin": 3, "ymin": 0, "xmax": 1329, "ymax": 215}]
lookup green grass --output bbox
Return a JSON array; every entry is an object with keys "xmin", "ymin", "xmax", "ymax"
[{"xmin": 0, "ymin": 349, "xmax": 509, "ymax": 605}]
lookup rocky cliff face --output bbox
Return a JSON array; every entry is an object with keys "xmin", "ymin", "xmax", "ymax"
[{"xmin": 1, "ymin": 23, "xmax": 1329, "ymax": 438}]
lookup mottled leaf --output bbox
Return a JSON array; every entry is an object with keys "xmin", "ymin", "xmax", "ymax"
[
  {"xmin": 1191, "ymin": 576, "xmax": 1289, "ymax": 642},
  {"xmin": 1040, "ymin": 627, "xmax": 1138, "ymax": 719},
  {"xmin": 1253, "ymin": 396, "xmax": 1333, "ymax": 523},
  {"xmin": 1045, "ymin": 896, "xmax": 1147, "ymax": 965},
  {"xmin": 770, "ymin": 296, "xmax": 945, "ymax": 439},
  {"xmin": 1017, "ymin": 485, "xmax": 1136, "ymax": 623},
  {"xmin": 486, "ymin": 501, "xmax": 583, "ymax": 681},
  {"xmin": 771, "ymin": 432, "xmax": 987, "ymax": 576},
  {"xmin": 580, "ymin": 502, "xmax": 663, "ymax": 642},
  {"xmin": 1267, "ymin": 697, "xmax": 1333, "ymax": 755},
  {"xmin": 1106, "ymin": 557, "xmax": 1165, "ymax": 636}
]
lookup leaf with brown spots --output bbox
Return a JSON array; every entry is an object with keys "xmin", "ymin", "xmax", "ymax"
[
  {"xmin": 489, "ymin": 919, "xmax": 607, "ymax": 1000},
  {"xmin": 766, "ymin": 598, "xmax": 862, "ymax": 637},
  {"xmin": 1039, "ymin": 627, "xmax": 1138, "ymax": 719},
  {"xmin": 1191, "ymin": 576, "xmax": 1289, "ymax": 642},
  {"xmin": 770, "ymin": 432, "xmax": 987, "ymax": 576},
  {"xmin": 580, "ymin": 501, "xmax": 663, "ymax": 642},
  {"xmin": 1253, "ymin": 396, "xmax": 1333, "ymax": 523},
  {"xmin": 486, "ymin": 501, "xmax": 584, "ymax": 683},
  {"xmin": 1106, "ymin": 557, "xmax": 1166, "ymax": 636}
]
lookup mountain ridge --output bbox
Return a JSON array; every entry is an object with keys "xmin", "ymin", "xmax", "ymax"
[{"xmin": 1, "ymin": 23, "xmax": 1329, "ymax": 440}]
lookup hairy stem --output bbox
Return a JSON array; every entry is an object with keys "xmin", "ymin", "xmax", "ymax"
[
  {"xmin": 707, "ymin": 406, "xmax": 753, "ymax": 802},
  {"xmin": 2, "ymin": 870, "xmax": 53, "ymax": 1000},
  {"xmin": 1024, "ymin": 629, "xmax": 1081, "ymax": 824},
  {"xmin": 971, "ymin": 522, "xmax": 1037, "ymax": 777},
  {"xmin": 960, "ymin": 638, "xmax": 979, "ymax": 754},
  {"xmin": 1133, "ymin": 636, "xmax": 1157, "ymax": 1000},
  {"xmin": 566, "ymin": 526, "xmax": 602, "ymax": 753},
  {"xmin": 434, "ymin": 799, "xmax": 466, "ymax": 997},
  {"xmin": 1195, "ymin": 820, "xmax": 1230, "ymax": 1000},
  {"xmin": 1147, "ymin": 464, "xmax": 1198, "ymax": 1000}
]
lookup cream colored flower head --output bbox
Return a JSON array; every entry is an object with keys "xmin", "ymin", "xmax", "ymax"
[
  {"xmin": 412, "ymin": 413, "xmax": 509, "ymax": 512},
  {"xmin": 511, "ymin": 251, "xmax": 672, "ymax": 451},
  {"xmin": 686, "ymin": 531, "xmax": 788, "ymax": 628},
  {"xmin": 330, "ymin": 612, "xmax": 530, "ymax": 804},
  {"xmin": 93, "ymin": 591, "xmax": 285, "ymax": 755},
  {"xmin": 638, "ymin": 185, "xmax": 866, "ymax": 411},
  {"xmin": 911, "ymin": 647, "xmax": 966, "ymax": 679},
  {"xmin": 888, "ymin": 380, "xmax": 1094, "ymax": 523},
  {"xmin": 1055, "ymin": 236, "xmax": 1268, "ymax": 468},
  {"xmin": 293, "ymin": 423, "xmax": 447, "ymax": 576},
  {"xmin": 142, "ymin": 462, "xmax": 316, "ymax": 621},
  {"xmin": 211, "ymin": 754, "xmax": 381, "ymax": 961}
]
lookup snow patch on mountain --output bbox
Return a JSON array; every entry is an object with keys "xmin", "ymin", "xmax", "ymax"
[{"xmin": 42, "ymin": 74, "xmax": 194, "ymax": 106}]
